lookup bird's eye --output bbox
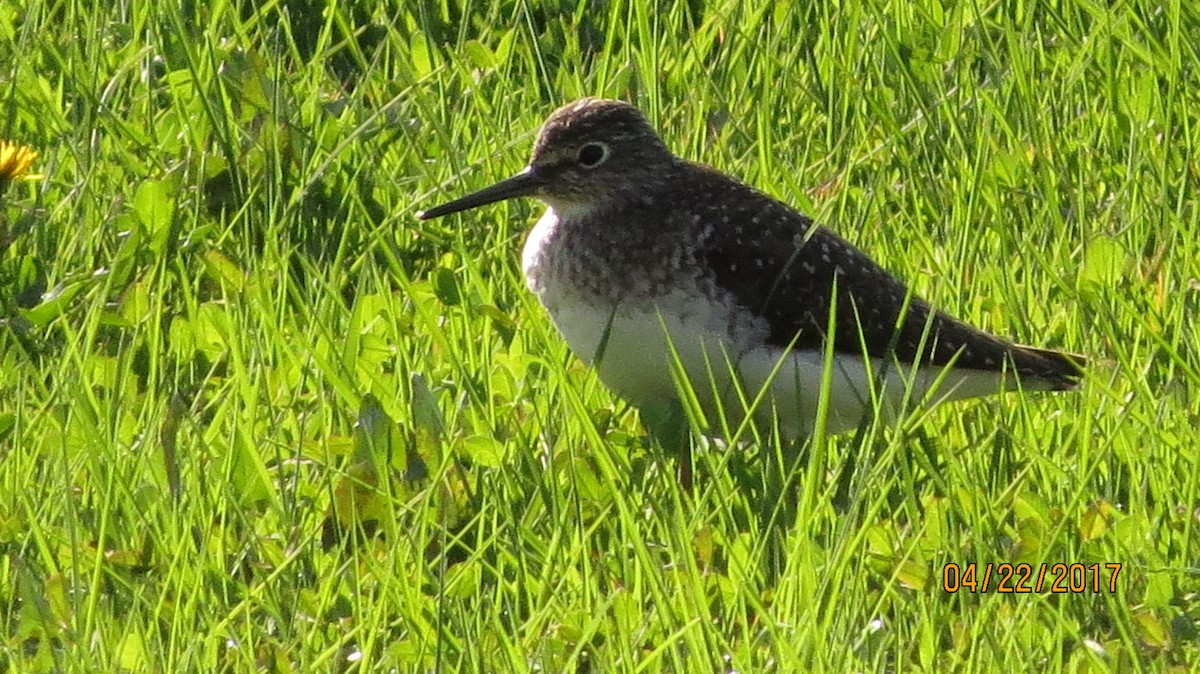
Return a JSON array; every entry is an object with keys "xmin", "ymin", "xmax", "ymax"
[{"xmin": 577, "ymin": 141, "xmax": 610, "ymax": 168}]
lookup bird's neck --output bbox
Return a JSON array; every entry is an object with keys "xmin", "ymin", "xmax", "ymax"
[{"xmin": 540, "ymin": 198, "xmax": 605, "ymax": 225}]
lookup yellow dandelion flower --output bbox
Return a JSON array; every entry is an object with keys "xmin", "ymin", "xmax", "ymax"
[{"xmin": 0, "ymin": 141, "xmax": 39, "ymax": 186}]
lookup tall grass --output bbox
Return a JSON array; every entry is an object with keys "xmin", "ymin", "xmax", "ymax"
[{"xmin": 1, "ymin": 0, "xmax": 1197, "ymax": 671}]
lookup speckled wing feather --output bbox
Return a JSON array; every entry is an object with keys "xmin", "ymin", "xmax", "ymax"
[{"xmin": 684, "ymin": 163, "xmax": 1084, "ymax": 389}]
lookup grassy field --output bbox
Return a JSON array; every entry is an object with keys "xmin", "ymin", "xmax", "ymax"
[{"xmin": 2, "ymin": 0, "xmax": 1199, "ymax": 671}]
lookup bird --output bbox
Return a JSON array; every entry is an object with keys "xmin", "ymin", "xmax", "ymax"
[{"xmin": 418, "ymin": 98, "xmax": 1084, "ymax": 441}]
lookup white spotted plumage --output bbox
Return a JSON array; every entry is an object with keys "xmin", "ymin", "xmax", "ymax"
[{"xmin": 421, "ymin": 98, "xmax": 1084, "ymax": 439}]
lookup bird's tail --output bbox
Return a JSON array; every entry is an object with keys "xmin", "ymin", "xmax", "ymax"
[{"xmin": 1011, "ymin": 345, "xmax": 1087, "ymax": 391}]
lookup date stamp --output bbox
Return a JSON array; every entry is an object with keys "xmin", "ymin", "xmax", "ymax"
[{"xmin": 943, "ymin": 562, "xmax": 1122, "ymax": 593}]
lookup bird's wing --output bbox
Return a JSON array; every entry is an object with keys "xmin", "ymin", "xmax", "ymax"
[{"xmin": 688, "ymin": 168, "xmax": 1083, "ymax": 388}]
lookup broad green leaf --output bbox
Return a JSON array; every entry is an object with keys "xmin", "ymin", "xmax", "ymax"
[{"xmin": 133, "ymin": 179, "xmax": 175, "ymax": 254}]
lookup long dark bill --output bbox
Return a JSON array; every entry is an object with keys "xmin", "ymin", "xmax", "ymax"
[{"xmin": 417, "ymin": 167, "xmax": 541, "ymax": 220}]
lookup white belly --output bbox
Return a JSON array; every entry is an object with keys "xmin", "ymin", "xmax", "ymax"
[{"xmin": 522, "ymin": 208, "xmax": 1011, "ymax": 437}]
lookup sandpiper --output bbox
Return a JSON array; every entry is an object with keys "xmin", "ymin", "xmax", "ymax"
[{"xmin": 418, "ymin": 98, "xmax": 1084, "ymax": 438}]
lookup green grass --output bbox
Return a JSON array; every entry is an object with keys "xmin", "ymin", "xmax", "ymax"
[{"xmin": 2, "ymin": 0, "xmax": 1199, "ymax": 671}]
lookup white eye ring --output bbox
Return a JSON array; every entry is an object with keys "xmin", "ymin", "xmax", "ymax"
[{"xmin": 577, "ymin": 141, "xmax": 610, "ymax": 168}]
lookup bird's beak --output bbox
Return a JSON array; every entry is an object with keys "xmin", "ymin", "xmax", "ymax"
[{"xmin": 417, "ymin": 166, "xmax": 542, "ymax": 220}]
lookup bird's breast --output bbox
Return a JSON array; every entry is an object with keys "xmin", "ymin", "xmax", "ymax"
[
  {"xmin": 521, "ymin": 205, "xmax": 770, "ymax": 405},
  {"xmin": 521, "ymin": 207, "xmax": 561, "ymax": 296}
]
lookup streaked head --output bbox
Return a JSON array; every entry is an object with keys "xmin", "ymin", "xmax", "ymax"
[{"xmin": 418, "ymin": 98, "xmax": 675, "ymax": 220}]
